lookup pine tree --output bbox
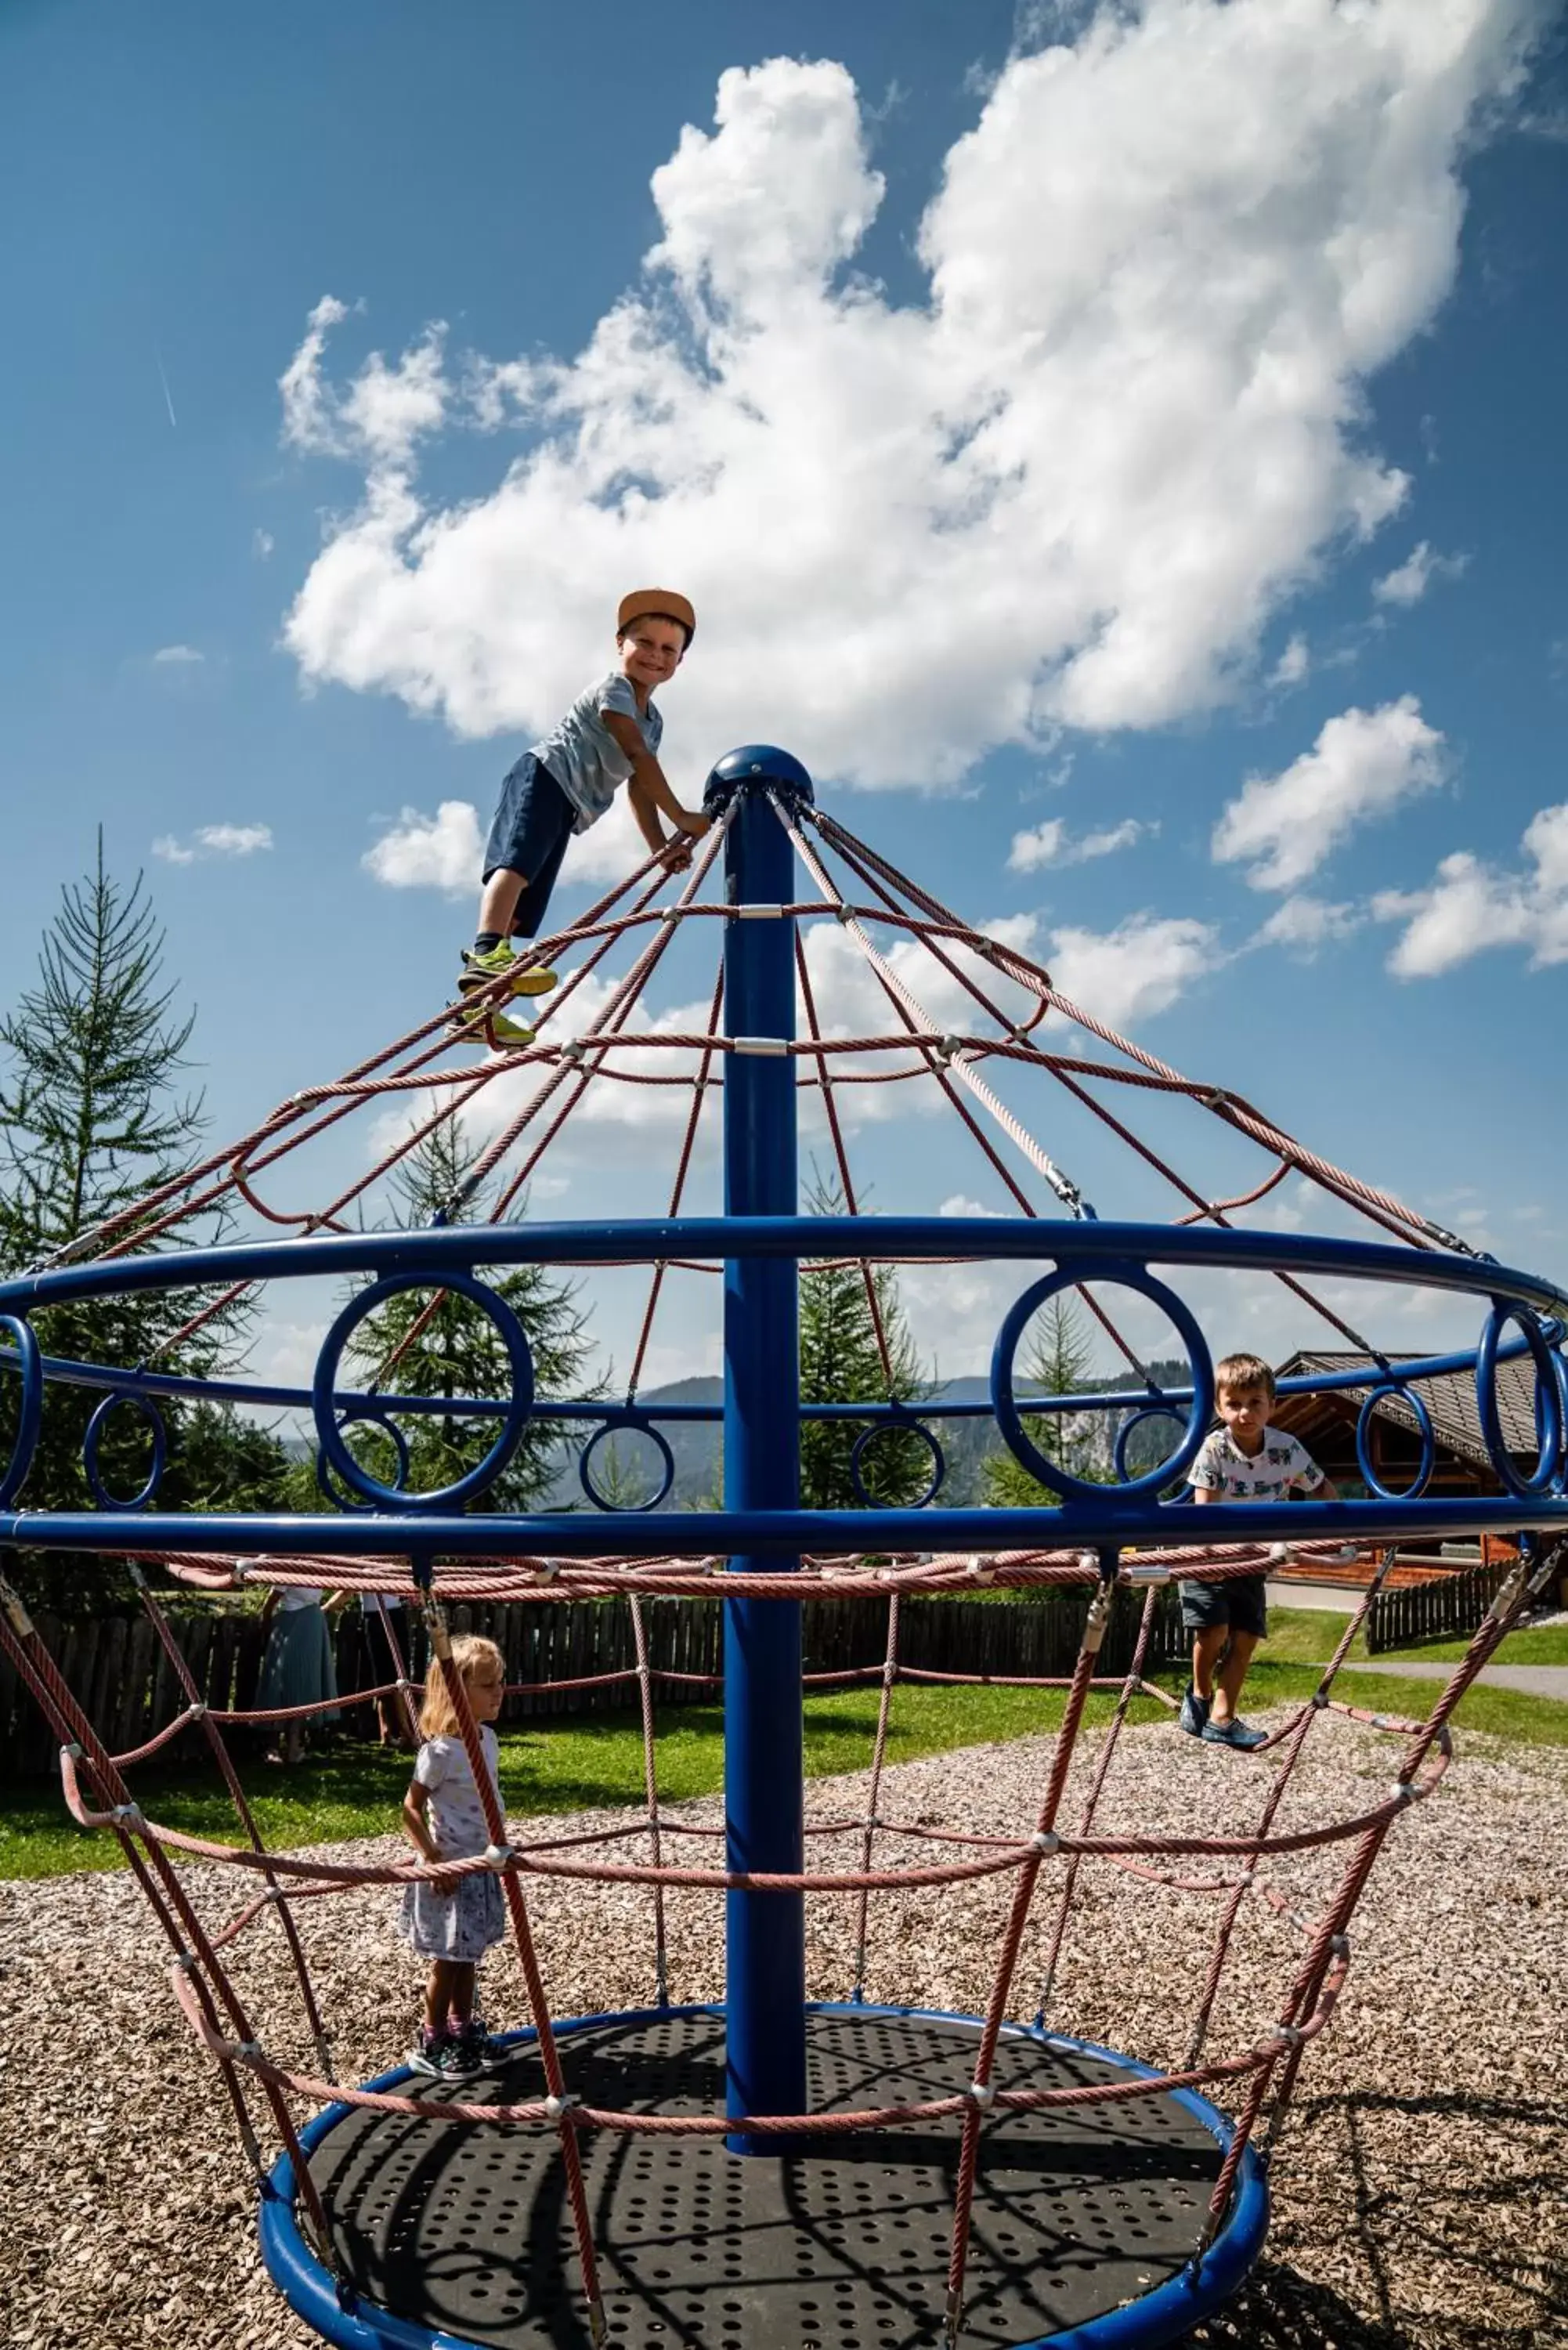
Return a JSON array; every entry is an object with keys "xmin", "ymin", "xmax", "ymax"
[
  {"xmin": 798, "ymin": 1170, "xmax": 932, "ymax": 1511},
  {"xmin": 0, "ymin": 840, "xmax": 291, "ymax": 1607},
  {"xmin": 338, "ymin": 1121, "xmax": 595, "ymax": 1510},
  {"xmin": 985, "ymin": 1290, "xmax": 1109, "ymax": 1505}
]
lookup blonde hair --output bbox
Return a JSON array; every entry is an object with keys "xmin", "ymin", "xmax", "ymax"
[
  {"xmin": 418, "ymin": 1633, "xmax": 504, "ymax": 1740},
  {"xmin": 1215, "ymin": 1352, "xmax": 1276, "ymax": 1401}
]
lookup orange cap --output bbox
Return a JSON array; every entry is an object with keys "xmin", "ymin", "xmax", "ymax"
[{"xmin": 616, "ymin": 588, "xmax": 696, "ymax": 645}]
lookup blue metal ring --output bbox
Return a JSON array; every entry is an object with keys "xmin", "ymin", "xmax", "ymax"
[
  {"xmin": 991, "ymin": 1264, "xmax": 1213, "ymax": 1502},
  {"xmin": 0, "ymin": 1314, "xmax": 43, "ymax": 1510},
  {"xmin": 1112, "ymin": 1404, "xmax": 1189, "ymax": 1489},
  {"xmin": 1353, "ymin": 1384, "xmax": 1435, "ymax": 1501},
  {"xmin": 848, "ymin": 1415, "xmax": 946, "ymax": 1509},
  {"xmin": 312, "ymin": 1271, "xmax": 534, "ymax": 1510},
  {"xmin": 316, "ymin": 1411, "xmax": 412, "ymax": 1515},
  {"xmin": 579, "ymin": 1418, "xmax": 677, "ymax": 1513},
  {"xmin": 1476, "ymin": 1303, "xmax": 1564, "ymax": 1500},
  {"xmin": 82, "ymin": 1392, "xmax": 168, "ymax": 1512}
]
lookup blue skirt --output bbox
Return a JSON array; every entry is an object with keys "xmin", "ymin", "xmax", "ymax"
[{"xmin": 256, "ymin": 1606, "xmax": 341, "ymax": 1721}]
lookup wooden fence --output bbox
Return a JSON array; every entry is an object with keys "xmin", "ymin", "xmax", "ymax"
[
  {"xmin": 1366, "ymin": 1559, "xmax": 1515, "ymax": 1654},
  {"xmin": 0, "ymin": 1585, "xmax": 1187, "ymax": 1780}
]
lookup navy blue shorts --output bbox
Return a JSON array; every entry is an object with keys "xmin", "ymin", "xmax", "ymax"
[
  {"xmin": 482, "ymin": 753, "xmax": 576, "ymax": 938},
  {"xmin": 1178, "ymin": 1574, "xmax": 1267, "ymax": 1640}
]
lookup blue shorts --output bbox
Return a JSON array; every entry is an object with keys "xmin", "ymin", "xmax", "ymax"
[{"xmin": 482, "ymin": 753, "xmax": 576, "ymax": 938}]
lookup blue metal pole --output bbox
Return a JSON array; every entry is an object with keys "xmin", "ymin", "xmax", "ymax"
[{"xmin": 709, "ymin": 745, "xmax": 813, "ymax": 2150}]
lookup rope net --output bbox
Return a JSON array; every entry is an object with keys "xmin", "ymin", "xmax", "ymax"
[
  {"xmin": 1, "ymin": 1539, "xmax": 1555, "ymax": 2348},
  {"xmin": 3, "ymin": 779, "xmax": 1562, "ymax": 2344}
]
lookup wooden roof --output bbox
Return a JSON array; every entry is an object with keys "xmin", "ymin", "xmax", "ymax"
[{"xmin": 1272, "ymin": 1349, "xmax": 1541, "ymax": 1472}]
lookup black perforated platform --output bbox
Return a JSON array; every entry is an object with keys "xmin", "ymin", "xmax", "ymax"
[{"xmin": 307, "ymin": 2008, "xmax": 1226, "ymax": 2347}]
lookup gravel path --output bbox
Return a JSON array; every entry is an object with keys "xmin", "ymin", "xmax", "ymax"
[{"xmin": 2, "ymin": 1711, "xmax": 1564, "ymax": 2349}]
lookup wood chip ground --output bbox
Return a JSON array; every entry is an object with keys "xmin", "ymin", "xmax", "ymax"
[{"xmin": 2, "ymin": 1712, "xmax": 1564, "ymax": 2348}]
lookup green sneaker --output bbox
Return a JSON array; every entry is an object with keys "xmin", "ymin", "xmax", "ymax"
[
  {"xmin": 460, "ymin": 943, "xmax": 559, "ymax": 997},
  {"xmin": 458, "ymin": 940, "xmax": 518, "ymax": 992},
  {"xmin": 447, "ymin": 1007, "xmax": 535, "ymax": 1049}
]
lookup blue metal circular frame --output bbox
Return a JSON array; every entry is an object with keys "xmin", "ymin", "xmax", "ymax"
[
  {"xmin": 1112, "ymin": 1404, "xmax": 1189, "ymax": 1491},
  {"xmin": 991, "ymin": 1264, "xmax": 1214, "ymax": 1502},
  {"xmin": 1354, "ymin": 1384, "xmax": 1435, "ymax": 1501},
  {"xmin": 578, "ymin": 1417, "xmax": 677, "ymax": 1514},
  {"xmin": 1475, "ymin": 1303, "xmax": 1564, "ymax": 1500},
  {"xmin": 82, "ymin": 1391, "xmax": 168, "ymax": 1512},
  {"xmin": 257, "ymin": 2001, "xmax": 1268, "ymax": 2350},
  {"xmin": 316, "ymin": 1411, "xmax": 413, "ymax": 1515},
  {"xmin": 848, "ymin": 1414, "xmax": 945, "ymax": 1509},
  {"xmin": 0, "ymin": 1313, "xmax": 43, "ymax": 1510},
  {"xmin": 311, "ymin": 1271, "xmax": 535, "ymax": 1511}
]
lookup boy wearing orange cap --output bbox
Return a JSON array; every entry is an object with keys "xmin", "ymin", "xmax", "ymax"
[{"xmin": 458, "ymin": 590, "xmax": 709, "ymax": 1036}]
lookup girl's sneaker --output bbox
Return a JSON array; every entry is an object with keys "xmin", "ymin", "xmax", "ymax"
[
  {"xmin": 408, "ymin": 2026, "xmax": 451, "ymax": 2079},
  {"xmin": 436, "ymin": 2030, "xmax": 484, "ymax": 2079},
  {"xmin": 450, "ymin": 2016, "xmax": 509, "ymax": 2070}
]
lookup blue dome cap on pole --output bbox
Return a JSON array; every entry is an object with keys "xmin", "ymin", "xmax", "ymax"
[{"xmin": 703, "ymin": 744, "xmax": 815, "ymax": 815}]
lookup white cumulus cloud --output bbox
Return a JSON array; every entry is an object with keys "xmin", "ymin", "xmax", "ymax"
[
  {"xmin": 1252, "ymin": 894, "xmax": 1361, "ymax": 955},
  {"xmin": 1211, "ymin": 696, "xmax": 1446, "ymax": 891},
  {"xmin": 153, "ymin": 823, "xmax": 273, "ymax": 865},
  {"xmin": 1009, "ymin": 815, "xmax": 1154, "ymax": 871},
  {"xmin": 1373, "ymin": 803, "xmax": 1568, "ymax": 976},
  {"xmin": 1045, "ymin": 913, "xmax": 1218, "ymax": 1029},
  {"xmin": 363, "ymin": 801, "xmax": 484, "ymax": 895},
  {"xmin": 1372, "ymin": 539, "xmax": 1469, "ymax": 606},
  {"xmin": 151, "ymin": 643, "xmax": 204, "ymax": 666},
  {"xmin": 275, "ymin": 3, "xmax": 1541, "ymax": 786}
]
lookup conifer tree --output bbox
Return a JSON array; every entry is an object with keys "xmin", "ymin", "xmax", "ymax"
[
  {"xmin": 985, "ymin": 1290, "xmax": 1108, "ymax": 1505},
  {"xmin": 0, "ymin": 840, "xmax": 290, "ymax": 1607},
  {"xmin": 338, "ymin": 1121, "xmax": 594, "ymax": 1511},
  {"xmin": 797, "ymin": 1170, "xmax": 931, "ymax": 1511}
]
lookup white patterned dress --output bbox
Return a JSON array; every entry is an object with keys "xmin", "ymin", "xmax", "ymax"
[{"xmin": 399, "ymin": 1727, "xmax": 507, "ymax": 1962}]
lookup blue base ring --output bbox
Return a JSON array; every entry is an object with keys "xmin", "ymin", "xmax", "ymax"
[{"xmin": 258, "ymin": 2001, "xmax": 1268, "ymax": 2350}]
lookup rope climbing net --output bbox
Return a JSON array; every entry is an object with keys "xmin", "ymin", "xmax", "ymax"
[{"xmin": 2, "ymin": 750, "xmax": 1566, "ymax": 2347}]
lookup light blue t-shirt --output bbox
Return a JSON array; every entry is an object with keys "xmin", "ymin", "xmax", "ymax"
[{"xmin": 532, "ymin": 671, "xmax": 663, "ymax": 833}]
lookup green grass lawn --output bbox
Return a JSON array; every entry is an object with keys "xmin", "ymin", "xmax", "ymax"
[
  {"xmin": 0, "ymin": 1682, "xmax": 1167, "ymax": 1884},
  {"xmin": 5, "ymin": 1626, "xmax": 1562, "ymax": 1885},
  {"xmin": 1262, "ymin": 1604, "xmax": 1568, "ymax": 1670}
]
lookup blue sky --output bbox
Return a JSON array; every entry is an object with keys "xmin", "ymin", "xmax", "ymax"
[{"xmin": 2, "ymin": 0, "xmax": 1566, "ymax": 1396}]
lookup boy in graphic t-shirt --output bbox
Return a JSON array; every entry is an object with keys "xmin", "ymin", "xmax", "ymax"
[
  {"xmin": 456, "ymin": 588, "xmax": 711, "ymax": 1043},
  {"xmin": 1180, "ymin": 1351, "xmax": 1338, "ymax": 1750}
]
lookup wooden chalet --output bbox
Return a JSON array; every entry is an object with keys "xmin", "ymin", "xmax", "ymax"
[
  {"xmin": 1270, "ymin": 1348, "xmax": 1542, "ymax": 1501},
  {"xmin": 1266, "ymin": 1350, "xmax": 1545, "ymax": 1592}
]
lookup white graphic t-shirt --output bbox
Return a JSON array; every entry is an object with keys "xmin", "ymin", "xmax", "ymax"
[
  {"xmin": 412, "ymin": 1726, "xmax": 503, "ymax": 1861},
  {"xmin": 1188, "ymin": 1424, "xmax": 1325, "ymax": 1502}
]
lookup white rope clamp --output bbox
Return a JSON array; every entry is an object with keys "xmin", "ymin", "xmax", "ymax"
[
  {"xmin": 483, "ymin": 1842, "xmax": 516, "ymax": 1871},
  {"xmin": 559, "ymin": 1038, "xmax": 587, "ymax": 1064},
  {"xmin": 1271, "ymin": 2024, "xmax": 1302, "ymax": 2049},
  {"xmin": 736, "ymin": 902, "xmax": 786, "ymax": 920},
  {"xmin": 966, "ymin": 2077, "xmax": 996, "ymax": 2109},
  {"xmin": 1031, "ymin": 1831, "xmax": 1060, "ymax": 1856},
  {"xmin": 1391, "ymin": 1781, "xmax": 1415, "ymax": 1806},
  {"xmin": 732, "ymin": 1035, "xmax": 789, "ymax": 1056},
  {"xmin": 112, "ymin": 1802, "xmax": 144, "ymax": 1828},
  {"xmin": 932, "ymin": 1033, "xmax": 966, "ymax": 1066},
  {"xmin": 543, "ymin": 2092, "xmax": 580, "ymax": 2121}
]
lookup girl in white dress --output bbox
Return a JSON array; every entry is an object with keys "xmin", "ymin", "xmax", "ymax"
[{"xmin": 399, "ymin": 1634, "xmax": 509, "ymax": 2078}]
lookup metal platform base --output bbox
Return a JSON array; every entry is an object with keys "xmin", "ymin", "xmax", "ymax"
[{"xmin": 261, "ymin": 2005, "xmax": 1267, "ymax": 2350}]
